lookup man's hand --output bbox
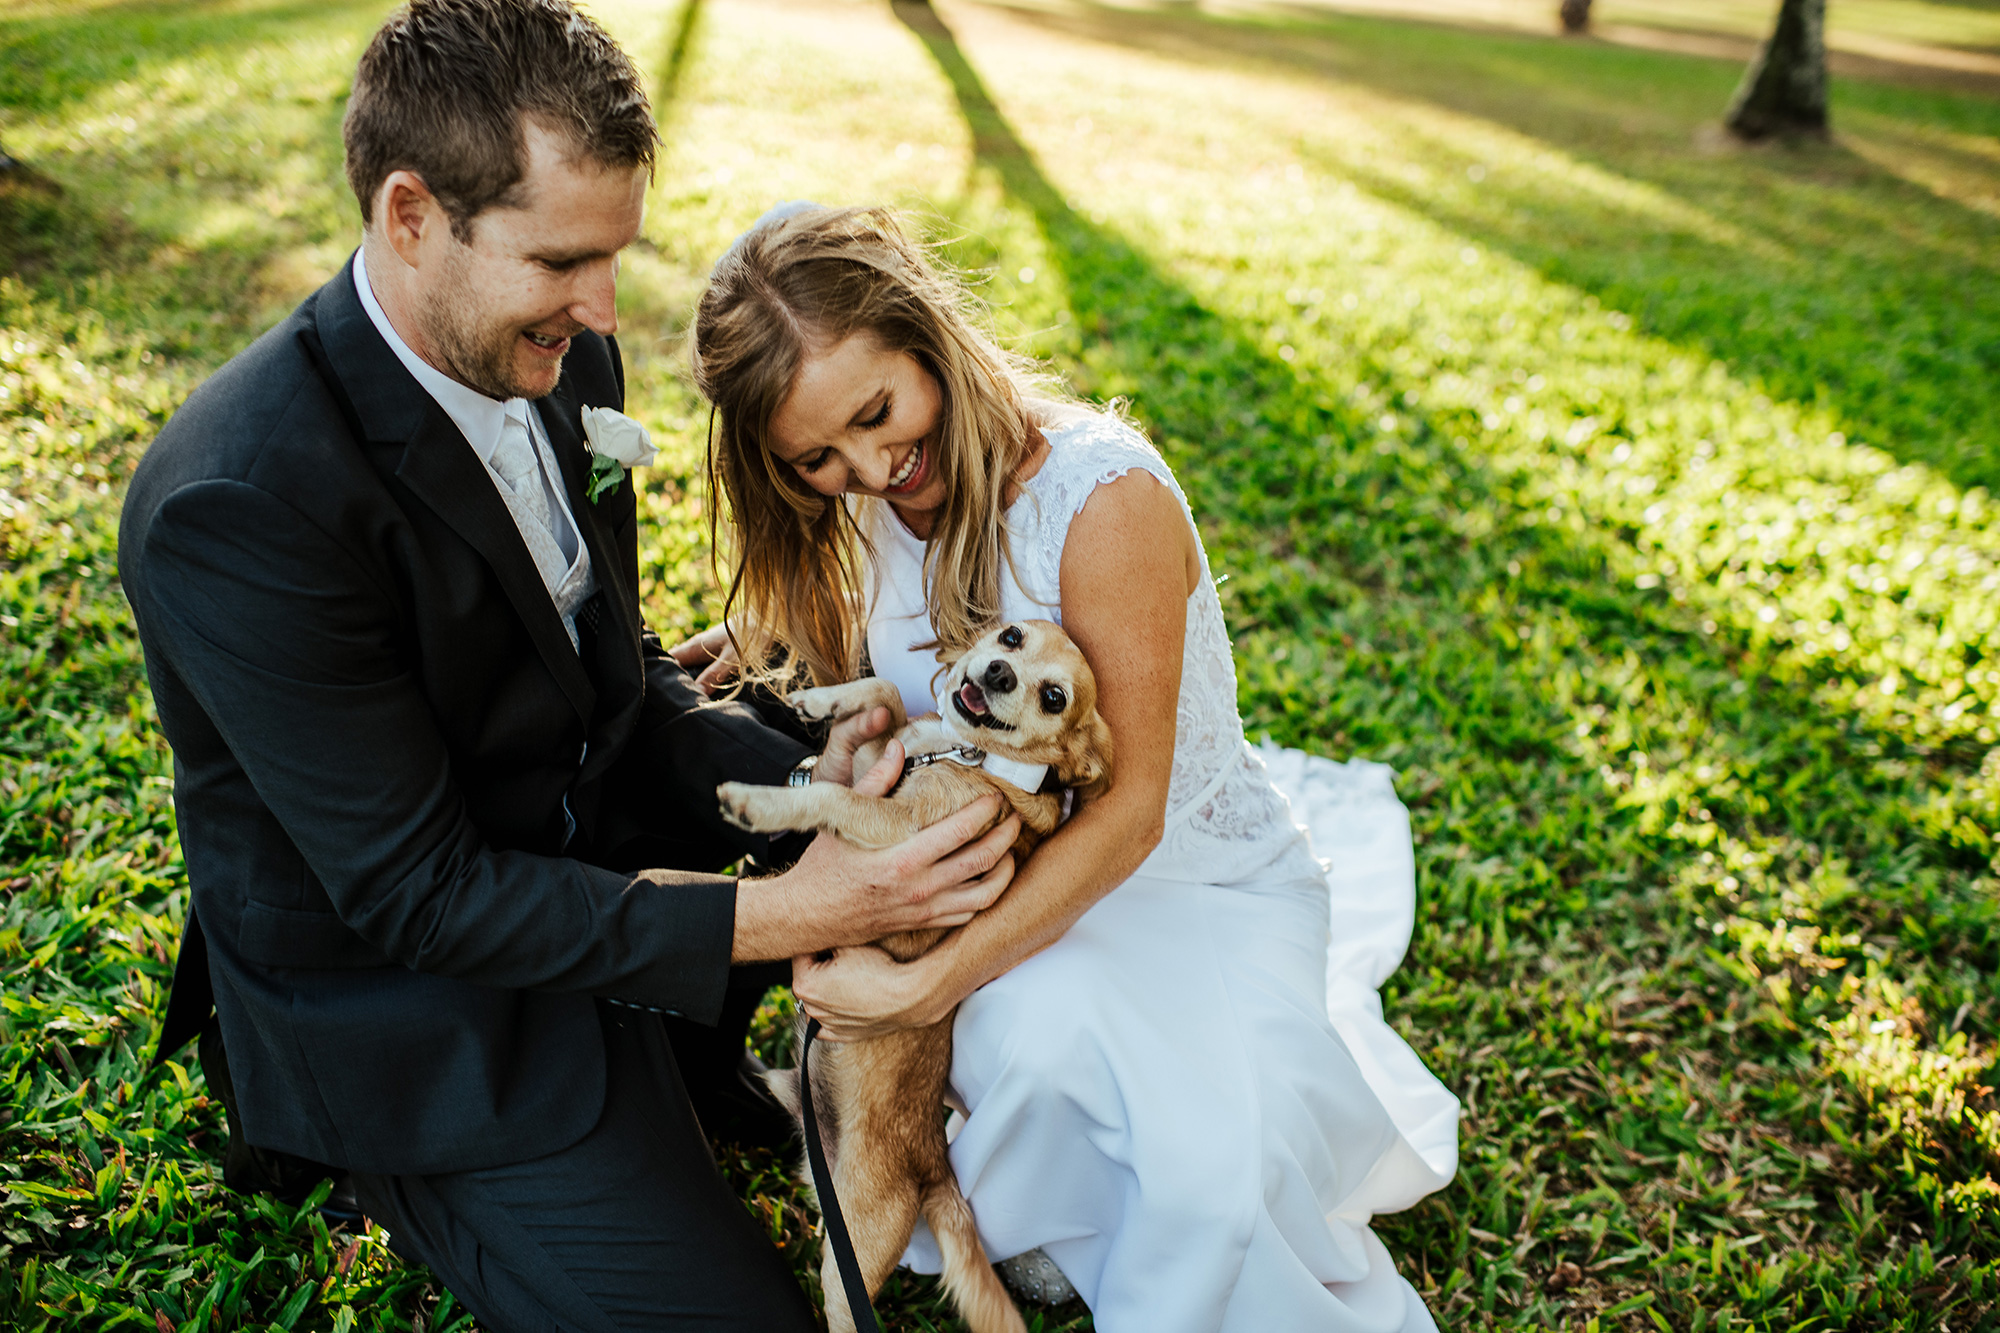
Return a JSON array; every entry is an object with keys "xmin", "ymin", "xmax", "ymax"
[
  {"xmin": 731, "ymin": 743, "xmax": 1020, "ymax": 962},
  {"xmin": 813, "ymin": 704, "xmax": 894, "ymax": 787}
]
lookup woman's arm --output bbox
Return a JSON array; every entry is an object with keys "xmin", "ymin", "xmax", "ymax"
[{"xmin": 793, "ymin": 468, "xmax": 1202, "ymax": 1039}]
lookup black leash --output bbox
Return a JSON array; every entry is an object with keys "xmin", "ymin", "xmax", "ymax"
[{"xmin": 800, "ymin": 1017, "xmax": 883, "ymax": 1333}]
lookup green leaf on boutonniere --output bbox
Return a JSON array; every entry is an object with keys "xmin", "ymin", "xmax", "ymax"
[{"xmin": 586, "ymin": 453, "xmax": 625, "ymax": 504}]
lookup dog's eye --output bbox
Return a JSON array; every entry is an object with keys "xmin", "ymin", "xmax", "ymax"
[
  {"xmin": 999, "ymin": 625, "xmax": 1024, "ymax": 649},
  {"xmin": 1039, "ymin": 684, "xmax": 1067, "ymax": 714}
]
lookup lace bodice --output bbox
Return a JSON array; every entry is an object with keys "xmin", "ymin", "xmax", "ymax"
[{"xmin": 862, "ymin": 413, "xmax": 1316, "ymax": 886}]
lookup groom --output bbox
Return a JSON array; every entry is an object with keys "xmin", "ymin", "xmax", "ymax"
[{"xmin": 119, "ymin": 1, "xmax": 1018, "ymax": 1328}]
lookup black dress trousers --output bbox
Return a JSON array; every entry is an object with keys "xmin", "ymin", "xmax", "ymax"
[{"xmin": 350, "ymin": 999, "xmax": 817, "ymax": 1333}]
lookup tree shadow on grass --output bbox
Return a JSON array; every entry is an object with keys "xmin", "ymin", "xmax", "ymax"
[
  {"xmin": 654, "ymin": 0, "xmax": 705, "ymax": 116},
  {"xmin": 891, "ymin": 0, "xmax": 2000, "ymax": 1318},
  {"xmin": 969, "ymin": 0, "xmax": 2000, "ymax": 496}
]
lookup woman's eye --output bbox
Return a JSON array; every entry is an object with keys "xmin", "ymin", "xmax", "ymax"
[
  {"xmin": 1039, "ymin": 684, "xmax": 1066, "ymax": 714},
  {"xmin": 798, "ymin": 452, "xmax": 832, "ymax": 474},
  {"xmin": 859, "ymin": 398, "xmax": 892, "ymax": 430}
]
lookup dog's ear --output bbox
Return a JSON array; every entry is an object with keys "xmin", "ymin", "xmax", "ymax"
[{"xmin": 1059, "ymin": 710, "xmax": 1115, "ymax": 803}]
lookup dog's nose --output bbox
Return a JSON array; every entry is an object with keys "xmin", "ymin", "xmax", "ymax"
[{"xmin": 982, "ymin": 659, "xmax": 1017, "ymax": 694}]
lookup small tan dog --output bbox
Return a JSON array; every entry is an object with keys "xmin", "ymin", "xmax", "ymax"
[{"xmin": 716, "ymin": 619, "xmax": 1112, "ymax": 1333}]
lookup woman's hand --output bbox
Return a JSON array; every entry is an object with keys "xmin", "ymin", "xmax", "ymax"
[
  {"xmin": 792, "ymin": 944, "xmax": 959, "ymax": 1041},
  {"xmin": 671, "ymin": 619, "xmax": 892, "ymax": 776},
  {"xmin": 667, "ymin": 622, "xmax": 741, "ymax": 694},
  {"xmin": 668, "ymin": 623, "xmax": 887, "ymax": 783}
]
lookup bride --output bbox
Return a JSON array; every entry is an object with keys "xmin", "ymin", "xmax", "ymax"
[{"xmin": 674, "ymin": 203, "xmax": 1458, "ymax": 1332}]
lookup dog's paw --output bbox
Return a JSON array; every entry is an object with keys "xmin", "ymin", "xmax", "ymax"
[
  {"xmin": 785, "ymin": 685, "xmax": 854, "ymax": 721},
  {"xmin": 716, "ymin": 781, "xmax": 775, "ymax": 832}
]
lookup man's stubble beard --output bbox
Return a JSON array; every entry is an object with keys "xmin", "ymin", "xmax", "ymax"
[{"xmin": 417, "ymin": 241, "xmax": 559, "ymax": 402}]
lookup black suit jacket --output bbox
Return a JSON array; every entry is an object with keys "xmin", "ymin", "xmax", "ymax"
[{"xmin": 120, "ymin": 256, "xmax": 809, "ymax": 1175}]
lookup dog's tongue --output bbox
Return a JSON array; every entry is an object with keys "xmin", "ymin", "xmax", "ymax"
[{"xmin": 958, "ymin": 681, "xmax": 989, "ymax": 715}]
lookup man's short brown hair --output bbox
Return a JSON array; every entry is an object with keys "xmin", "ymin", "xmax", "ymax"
[{"xmin": 343, "ymin": 0, "xmax": 658, "ymax": 239}]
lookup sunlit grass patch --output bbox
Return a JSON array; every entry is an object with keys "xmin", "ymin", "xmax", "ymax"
[
  {"xmin": 1824, "ymin": 971, "xmax": 2000, "ymax": 1226},
  {"xmin": 1599, "ymin": 0, "xmax": 2000, "ymax": 56}
]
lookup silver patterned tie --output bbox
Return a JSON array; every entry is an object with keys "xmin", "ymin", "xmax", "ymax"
[
  {"xmin": 488, "ymin": 407, "xmax": 593, "ymax": 651},
  {"xmin": 489, "ymin": 412, "xmax": 558, "ymax": 546}
]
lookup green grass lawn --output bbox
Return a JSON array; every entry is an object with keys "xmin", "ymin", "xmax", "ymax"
[{"xmin": 4, "ymin": 0, "xmax": 2000, "ymax": 1328}]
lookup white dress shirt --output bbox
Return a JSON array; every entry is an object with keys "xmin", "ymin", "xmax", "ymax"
[{"xmin": 353, "ymin": 248, "xmax": 598, "ymax": 649}]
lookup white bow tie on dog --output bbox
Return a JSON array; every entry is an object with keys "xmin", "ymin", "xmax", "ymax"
[{"xmin": 929, "ymin": 691, "xmax": 1051, "ymax": 793}]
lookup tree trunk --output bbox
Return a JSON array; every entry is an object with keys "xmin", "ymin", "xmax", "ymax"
[
  {"xmin": 1559, "ymin": 0, "xmax": 1592, "ymax": 34},
  {"xmin": 1726, "ymin": 0, "xmax": 1829, "ymax": 140}
]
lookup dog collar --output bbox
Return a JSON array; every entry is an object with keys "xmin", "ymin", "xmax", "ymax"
[
  {"xmin": 904, "ymin": 744, "xmax": 1051, "ymax": 794},
  {"xmin": 979, "ymin": 751, "xmax": 1052, "ymax": 793}
]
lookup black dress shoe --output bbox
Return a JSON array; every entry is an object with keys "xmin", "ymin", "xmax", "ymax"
[
  {"xmin": 317, "ymin": 1175, "xmax": 365, "ymax": 1228},
  {"xmin": 687, "ymin": 1051, "xmax": 801, "ymax": 1153}
]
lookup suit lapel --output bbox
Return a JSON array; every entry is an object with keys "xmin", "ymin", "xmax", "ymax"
[
  {"xmin": 393, "ymin": 401, "xmax": 599, "ymax": 726},
  {"xmin": 538, "ymin": 378, "xmax": 599, "ymax": 557},
  {"xmin": 538, "ymin": 377, "xmax": 642, "ymax": 773}
]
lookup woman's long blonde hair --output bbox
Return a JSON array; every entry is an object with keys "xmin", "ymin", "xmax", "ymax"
[{"xmin": 692, "ymin": 205, "xmax": 1072, "ymax": 691}]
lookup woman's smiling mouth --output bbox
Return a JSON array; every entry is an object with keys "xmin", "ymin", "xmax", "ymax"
[{"xmin": 882, "ymin": 440, "xmax": 927, "ymax": 496}]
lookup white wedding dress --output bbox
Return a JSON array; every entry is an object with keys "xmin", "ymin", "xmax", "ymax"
[{"xmin": 863, "ymin": 413, "xmax": 1459, "ymax": 1332}]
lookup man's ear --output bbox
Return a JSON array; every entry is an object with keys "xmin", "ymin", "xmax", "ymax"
[
  {"xmin": 377, "ymin": 169, "xmax": 449, "ymax": 269},
  {"xmin": 1059, "ymin": 711, "xmax": 1115, "ymax": 804}
]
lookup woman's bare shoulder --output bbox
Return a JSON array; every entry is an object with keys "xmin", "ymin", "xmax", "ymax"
[{"xmin": 1062, "ymin": 463, "xmax": 1203, "ymax": 598}]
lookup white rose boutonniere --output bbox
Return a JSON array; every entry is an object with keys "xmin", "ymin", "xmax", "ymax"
[{"xmin": 580, "ymin": 405, "xmax": 657, "ymax": 503}]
